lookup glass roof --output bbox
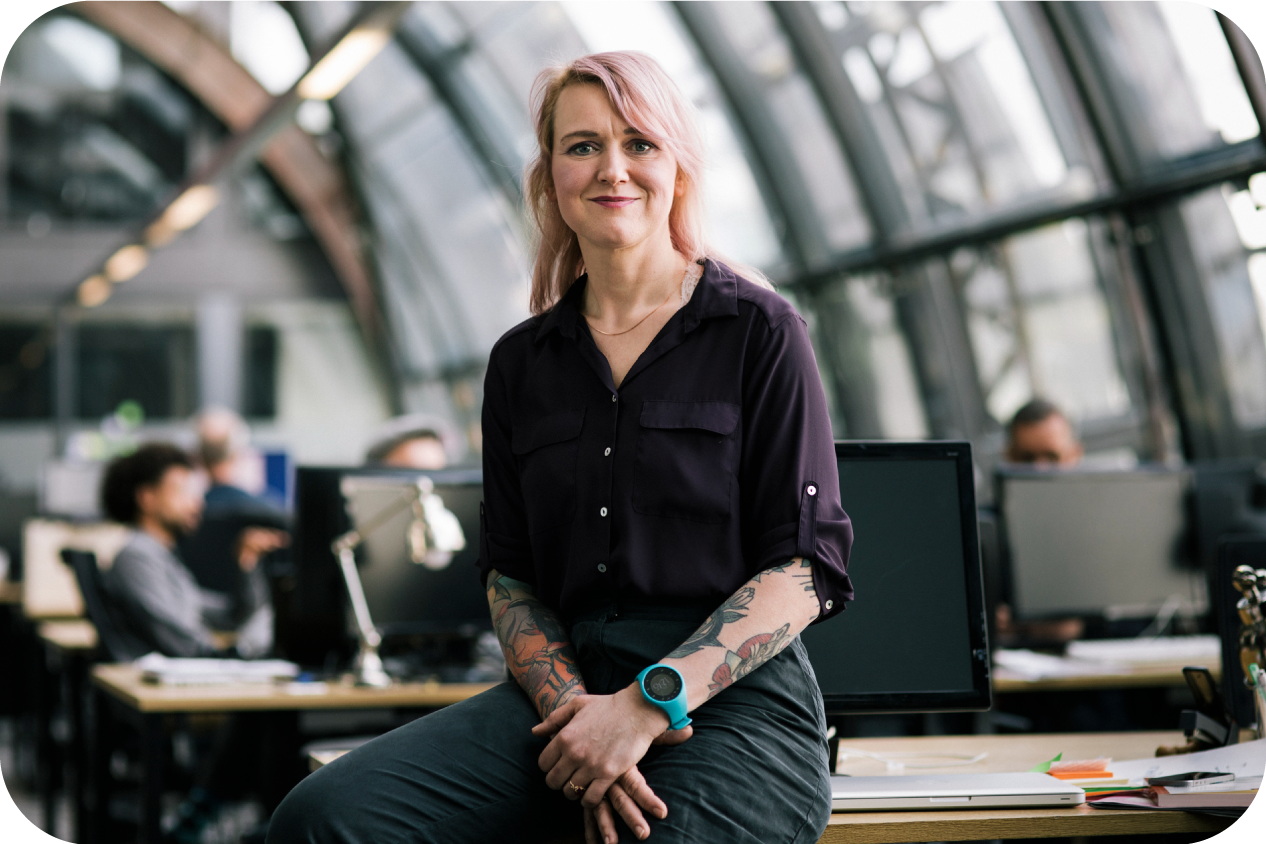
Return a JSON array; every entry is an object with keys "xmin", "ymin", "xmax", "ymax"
[{"xmin": 9, "ymin": 0, "xmax": 1266, "ymax": 463}]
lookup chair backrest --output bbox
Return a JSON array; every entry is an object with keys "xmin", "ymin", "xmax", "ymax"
[{"xmin": 62, "ymin": 548, "xmax": 140, "ymax": 662}]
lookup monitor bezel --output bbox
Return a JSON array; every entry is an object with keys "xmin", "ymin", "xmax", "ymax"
[{"xmin": 818, "ymin": 441, "xmax": 992, "ymax": 715}]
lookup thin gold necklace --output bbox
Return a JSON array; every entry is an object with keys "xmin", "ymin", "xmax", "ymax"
[{"xmin": 585, "ymin": 274, "xmax": 682, "ymax": 337}]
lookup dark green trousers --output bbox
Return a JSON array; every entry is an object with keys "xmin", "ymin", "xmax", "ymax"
[{"xmin": 267, "ymin": 604, "xmax": 831, "ymax": 844}]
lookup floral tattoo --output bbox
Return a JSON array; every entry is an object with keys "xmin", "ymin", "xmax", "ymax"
[{"xmin": 706, "ymin": 624, "xmax": 792, "ymax": 700}]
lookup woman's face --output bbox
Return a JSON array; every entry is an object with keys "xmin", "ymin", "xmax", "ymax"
[{"xmin": 550, "ymin": 83, "xmax": 682, "ymax": 255}]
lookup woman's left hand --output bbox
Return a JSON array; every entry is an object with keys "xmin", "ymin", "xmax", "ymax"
[{"xmin": 532, "ymin": 687, "xmax": 690, "ymax": 811}]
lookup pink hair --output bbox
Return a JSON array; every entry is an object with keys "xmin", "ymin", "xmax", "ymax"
[{"xmin": 524, "ymin": 51, "xmax": 711, "ymax": 316}]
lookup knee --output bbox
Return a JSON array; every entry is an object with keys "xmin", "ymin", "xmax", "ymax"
[{"xmin": 266, "ymin": 769, "xmax": 341, "ymax": 844}]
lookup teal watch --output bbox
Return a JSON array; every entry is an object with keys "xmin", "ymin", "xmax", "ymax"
[{"xmin": 636, "ymin": 664, "xmax": 692, "ymax": 731}]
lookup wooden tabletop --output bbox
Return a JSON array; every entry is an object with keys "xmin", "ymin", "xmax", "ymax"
[
  {"xmin": 993, "ymin": 663, "xmax": 1217, "ymax": 694},
  {"xmin": 92, "ymin": 663, "xmax": 499, "ymax": 713},
  {"xmin": 0, "ymin": 580, "xmax": 21, "ymax": 605},
  {"xmin": 308, "ymin": 731, "xmax": 1238, "ymax": 842},
  {"xmin": 39, "ymin": 619, "xmax": 99, "ymax": 653}
]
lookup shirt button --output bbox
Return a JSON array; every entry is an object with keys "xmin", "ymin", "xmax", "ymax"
[
  {"xmin": 604, "ymin": 447, "xmax": 612, "ymax": 456},
  {"xmin": 825, "ymin": 600, "xmax": 834, "ymax": 610},
  {"xmin": 599, "ymin": 507, "xmax": 608, "ymax": 517},
  {"xmin": 807, "ymin": 485, "xmax": 817, "ymax": 496},
  {"xmin": 597, "ymin": 564, "xmax": 608, "ymax": 573},
  {"xmin": 611, "ymin": 394, "xmax": 617, "ymax": 403}
]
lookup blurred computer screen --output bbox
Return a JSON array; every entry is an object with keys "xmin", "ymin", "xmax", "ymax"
[{"xmin": 998, "ymin": 468, "xmax": 1205, "ymax": 620}]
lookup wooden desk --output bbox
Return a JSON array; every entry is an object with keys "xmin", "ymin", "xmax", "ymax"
[
  {"xmin": 993, "ymin": 663, "xmax": 1217, "ymax": 694},
  {"xmin": 87, "ymin": 664, "xmax": 499, "ymax": 844},
  {"xmin": 309, "ymin": 731, "xmax": 1237, "ymax": 843}
]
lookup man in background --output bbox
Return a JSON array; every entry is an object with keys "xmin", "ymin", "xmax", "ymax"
[
  {"xmin": 1005, "ymin": 398, "xmax": 1084, "ymax": 467},
  {"xmin": 364, "ymin": 413, "xmax": 461, "ymax": 470},
  {"xmin": 187, "ymin": 408, "xmax": 288, "ymax": 603},
  {"xmin": 997, "ymin": 397, "xmax": 1085, "ymax": 644},
  {"xmin": 100, "ymin": 443, "xmax": 272, "ymax": 658}
]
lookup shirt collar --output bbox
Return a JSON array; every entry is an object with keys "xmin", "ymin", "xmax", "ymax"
[{"xmin": 535, "ymin": 257, "xmax": 739, "ymax": 343}]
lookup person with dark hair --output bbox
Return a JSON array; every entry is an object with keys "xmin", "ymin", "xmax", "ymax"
[
  {"xmin": 1005, "ymin": 398, "xmax": 1084, "ymax": 466},
  {"xmin": 100, "ymin": 443, "xmax": 272, "ymax": 658}
]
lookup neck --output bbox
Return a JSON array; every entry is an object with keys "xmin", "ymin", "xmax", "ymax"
[
  {"xmin": 580, "ymin": 232, "xmax": 687, "ymax": 319},
  {"xmin": 136, "ymin": 515, "xmax": 176, "ymax": 549}
]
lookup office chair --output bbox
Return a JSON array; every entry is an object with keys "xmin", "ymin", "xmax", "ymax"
[{"xmin": 62, "ymin": 548, "xmax": 144, "ymax": 662}]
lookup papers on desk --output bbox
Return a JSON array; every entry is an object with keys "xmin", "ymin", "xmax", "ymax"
[
  {"xmin": 993, "ymin": 649, "xmax": 1125, "ymax": 680},
  {"xmin": 1064, "ymin": 635, "xmax": 1221, "ymax": 665},
  {"xmin": 135, "ymin": 652, "xmax": 301, "ymax": 685},
  {"xmin": 1075, "ymin": 740, "xmax": 1266, "ymax": 816}
]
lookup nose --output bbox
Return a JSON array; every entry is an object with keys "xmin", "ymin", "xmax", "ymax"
[{"xmin": 596, "ymin": 147, "xmax": 629, "ymax": 186}]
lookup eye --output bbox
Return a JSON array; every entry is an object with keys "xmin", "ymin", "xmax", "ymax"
[
  {"xmin": 630, "ymin": 140, "xmax": 655, "ymax": 153},
  {"xmin": 566, "ymin": 141, "xmax": 597, "ymax": 156}
]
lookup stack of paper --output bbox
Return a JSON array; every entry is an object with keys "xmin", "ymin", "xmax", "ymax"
[
  {"xmin": 1082, "ymin": 740, "xmax": 1266, "ymax": 817},
  {"xmin": 135, "ymin": 652, "xmax": 301, "ymax": 685}
]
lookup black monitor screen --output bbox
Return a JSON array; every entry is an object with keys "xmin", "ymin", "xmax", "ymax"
[
  {"xmin": 291, "ymin": 467, "xmax": 490, "ymax": 646},
  {"xmin": 800, "ymin": 442, "xmax": 991, "ymax": 713}
]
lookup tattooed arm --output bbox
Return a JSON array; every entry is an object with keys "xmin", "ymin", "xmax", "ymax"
[
  {"xmin": 661, "ymin": 557, "xmax": 821, "ymax": 707},
  {"xmin": 532, "ymin": 558, "xmax": 821, "ymax": 816},
  {"xmin": 486, "ymin": 568, "xmax": 585, "ymax": 719}
]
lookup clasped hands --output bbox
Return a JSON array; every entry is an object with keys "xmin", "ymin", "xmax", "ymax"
[{"xmin": 532, "ymin": 685, "xmax": 692, "ymax": 844}]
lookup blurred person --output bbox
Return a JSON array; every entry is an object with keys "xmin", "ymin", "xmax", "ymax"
[
  {"xmin": 998, "ymin": 398, "xmax": 1085, "ymax": 644},
  {"xmin": 189, "ymin": 407, "xmax": 288, "ymax": 597},
  {"xmin": 1005, "ymin": 398, "xmax": 1084, "ymax": 467},
  {"xmin": 100, "ymin": 443, "xmax": 272, "ymax": 658},
  {"xmin": 365, "ymin": 413, "xmax": 463, "ymax": 470}
]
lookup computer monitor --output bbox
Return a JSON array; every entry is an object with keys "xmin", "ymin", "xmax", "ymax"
[
  {"xmin": 800, "ymin": 441, "xmax": 991, "ymax": 714},
  {"xmin": 997, "ymin": 467, "xmax": 1206, "ymax": 620},
  {"xmin": 288, "ymin": 467, "xmax": 490, "ymax": 662}
]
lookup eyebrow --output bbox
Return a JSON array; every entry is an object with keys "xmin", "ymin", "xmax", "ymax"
[{"xmin": 558, "ymin": 127, "xmax": 642, "ymax": 144}]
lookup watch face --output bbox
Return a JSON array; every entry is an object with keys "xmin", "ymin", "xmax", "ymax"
[{"xmin": 644, "ymin": 667, "xmax": 682, "ymax": 702}]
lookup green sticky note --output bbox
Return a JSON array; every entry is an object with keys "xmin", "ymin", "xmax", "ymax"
[{"xmin": 1029, "ymin": 752, "xmax": 1062, "ymax": 773}]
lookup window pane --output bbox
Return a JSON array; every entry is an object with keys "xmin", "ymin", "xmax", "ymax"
[
  {"xmin": 830, "ymin": 0, "xmax": 1091, "ymax": 229},
  {"xmin": 0, "ymin": 323, "xmax": 53, "ymax": 420},
  {"xmin": 952, "ymin": 218, "xmax": 1132, "ymax": 427},
  {"xmin": 1077, "ymin": 1, "xmax": 1259, "ymax": 166},
  {"xmin": 789, "ymin": 276, "xmax": 928, "ymax": 439},
  {"xmin": 77, "ymin": 324, "xmax": 196, "ymax": 420},
  {"xmin": 1185, "ymin": 184, "xmax": 1266, "ymax": 429},
  {"xmin": 3, "ymin": 14, "xmax": 199, "ymax": 223},
  {"xmin": 707, "ymin": 1, "xmax": 872, "ymax": 253}
]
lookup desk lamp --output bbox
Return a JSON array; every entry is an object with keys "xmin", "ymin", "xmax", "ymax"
[{"xmin": 330, "ymin": 477, "xmax": 466, "ymax": 687}]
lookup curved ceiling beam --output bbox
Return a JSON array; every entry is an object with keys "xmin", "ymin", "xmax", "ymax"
[{"xmin": 72, "ymin": 0, "xmax": 383, "ymax": 347}]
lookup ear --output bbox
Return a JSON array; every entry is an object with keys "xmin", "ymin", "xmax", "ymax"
[
  {"xmin": 675, "ymin": 169, "xmax": 686, "ymax": 198},
  {"xmin": 135, "ymin": 484, "xmax": 157, "ymax": 517}
]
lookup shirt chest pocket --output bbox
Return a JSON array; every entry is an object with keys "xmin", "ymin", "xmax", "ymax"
[
  {"xmin": 512, "ymin": 408, "xmax": 585, "ymax": 534},
  {"xmin": 633, "ymin": 400, "xmax": 740, "ymax": 523}
]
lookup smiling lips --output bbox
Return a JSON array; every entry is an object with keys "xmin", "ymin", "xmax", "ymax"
[{"xmin": 590, "ymin": 195, "xmax": 638, "ymax": 208}]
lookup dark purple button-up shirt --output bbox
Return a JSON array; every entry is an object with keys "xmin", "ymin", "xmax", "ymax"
[{"xmin": 477, "ymin": 259, "xmax": 854, "ymax": 622}]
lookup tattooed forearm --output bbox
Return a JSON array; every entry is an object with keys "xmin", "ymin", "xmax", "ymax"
[
  {"xmin": 658, "ymin": 558, "xmax": 822, "ymax": 709},
  {"xmin": 486, "ymin": 570, "xmax": 585, "ymax": 719},
  {"xmin": 665, "ymin": 586, "xmax": 755, "ymax": 658},
  {"xmin": 706, "ymin": 623, "xmax": 792, "ymax": 700}
]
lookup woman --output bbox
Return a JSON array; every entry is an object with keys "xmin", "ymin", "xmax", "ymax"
[{"xmin": 268, "ymin": 51, "xmax": 853, "ymax": 844}]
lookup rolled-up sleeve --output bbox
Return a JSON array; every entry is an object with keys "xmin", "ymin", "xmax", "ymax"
[
  {"xmin": 476, "ymin": 344, "xmax": 535, "ymax": 589},
  {"xmin": 740, "ymin": 312, "xmax": 854, "ymax": 622}
]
